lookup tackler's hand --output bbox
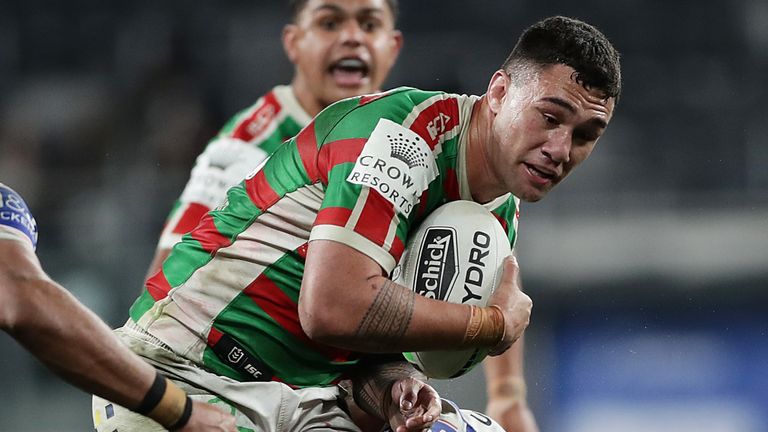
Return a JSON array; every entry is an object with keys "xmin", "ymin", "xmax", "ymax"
[{"xmin": 386, "ymin": 377, "xmax": 441, "ymax": 432}]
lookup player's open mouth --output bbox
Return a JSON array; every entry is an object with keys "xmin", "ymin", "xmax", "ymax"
[
  {"xmin": 524, "ymin": 163, "xmax": 556, "ymax": 184},
  {"xmin": 329, "ymin": 57, "xmax": 370, "ymax": 87}
]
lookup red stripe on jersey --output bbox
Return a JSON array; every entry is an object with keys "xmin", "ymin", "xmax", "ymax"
[
  {"xmin": 317, "ymin": 138, "xmax": 367, "ymax": 183},
  {"xmin": 315, "ymin": 207, "xmax": 353, "ymax": 228},
  {"xmin": 207, "ymin": 326, "xmax": 224, "ymax": 346},
  {"xmin": 171, "ymin": 202, "xmax": 210, "ymax": 235},
  {"xmin": 443, "ymin": 168, "xmax": 460, "ymax": 201},
  {"xmin": 244, "ymin": 275, "xmax": 351, "ymax": 362},
  {"xmin": 408, "ymin": 97, "xmax": 460, "ymax": 149},
  {"xmin": 492, "ymin": 212, "xmax": 509, "ymax": 235},
  {"xmin": 416, "ymin": 189, "xmax": 431, "ymax": 219},
  {"xmin": 296, "ymin": 242, "xmax": 309, "ymax": 259},
  {"xmin": 190, "ymin": 215, "xmax": 232, "ymax": 254},
  {"xmin": 245, "ymin": 171, "xmax": 280, "ymax": 211},
  {"xmin": 353, "ymin": 190, "xmax": 396, "ymax": 249},
  {"xmin": 296, "ymin": 122, "xmax": 320, "ymax": 182},
  {"xmin": 359, "ymin": 93, "xmax": 387, "ymax": 106},
  {"xmin": 146, "ymin": 270, "xmax": 172, "ymax": 301},
  {"xmin": 232, "ymin": 92, "xmax": 281, "ymax": 142},
  {"xmin": 390, "ymin": 235, "xmax": 405, "ymax": 263}
]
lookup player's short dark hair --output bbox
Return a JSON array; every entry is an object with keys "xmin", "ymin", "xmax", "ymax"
[
  {"xmin": 502, "ymin": 16, "xmax": 621, "ymax": 101},
  {"xmin": 288, "ymin": 0, "xmax": 399, "ymax": 23}
]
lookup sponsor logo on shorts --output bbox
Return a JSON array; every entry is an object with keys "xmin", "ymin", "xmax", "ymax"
[
  {"xmin": 413, "ymin": 227, "xmax": 458, "ymax": 300},
  {"xmin": 347, "ymin": 119, "xmax": 438, "ymax": 216}
]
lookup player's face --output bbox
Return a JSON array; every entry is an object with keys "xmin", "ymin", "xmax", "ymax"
[
  {"xmin": 486, "ymin": 64, "xmax": 615, "ymax": 202},
  {"xmin": 284, "ymin": 0, "xmax": 402, "ymax": 114}
]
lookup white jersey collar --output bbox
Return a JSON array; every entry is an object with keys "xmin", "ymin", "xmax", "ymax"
[{"xmin": 273, "ymin": 85, "xmax": 312, "ymax": 127}]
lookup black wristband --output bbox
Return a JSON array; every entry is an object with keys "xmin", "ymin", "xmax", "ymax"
[
  {"xmin": 136, "ymin": 371, "xmax": 166, "ymax": 415},
  {"xmin": 168, "ymin": 396, "xmax": 193, "ymax": 431}
]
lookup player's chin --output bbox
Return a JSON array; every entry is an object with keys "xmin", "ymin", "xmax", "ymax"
[
  {"xmin": 328, "ymin": 78, "xmax": 375, "ymax": 96},
  {"xmin": 519, "ymin": 175, "xmax": 559, "ymax": 202},
  {"xmin": 517, "ymin": 185, "xmax": 550, "ymax": 202}
]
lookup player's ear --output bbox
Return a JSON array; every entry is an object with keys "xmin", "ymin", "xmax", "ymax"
[
  {"xmin": 486, "ymin": 70, "xmax": 510, "ymax": 115},
  {"xmin": 282, "ymin": 24, "xmax": 299, "ymax": 64},
  {"xmin": 379, "ymin": 30, "xmax": 403, "ymax": 71},
  {"xmin": 390, "ymin": 29, "xmax": 404, "ymax": 56}
]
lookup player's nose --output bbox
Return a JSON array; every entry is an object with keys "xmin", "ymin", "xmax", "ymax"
[
  {"xmin": 542, "ymin": 129, "xmax": 571, "ymax": 164},
  {"xmin": 339, "ymin": 20, "xmax": 365, "ymax": 46}
]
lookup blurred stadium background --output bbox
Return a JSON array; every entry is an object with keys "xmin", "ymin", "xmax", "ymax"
[{"xmin": 1, "ymin": 0, "xmax": 767, "ymax": 430}]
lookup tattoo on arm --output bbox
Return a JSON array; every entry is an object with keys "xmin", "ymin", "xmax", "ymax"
[
  {"xmin": 353, "ymin": 361, "xmax": 425, "ymax": 420},
  {"xmin": 354, "ymin": 279, "xmax": 415, "ymax": 351}
]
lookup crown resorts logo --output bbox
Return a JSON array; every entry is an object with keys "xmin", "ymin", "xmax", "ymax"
[
  {"xmin": 388, "ymin": 132, "xmax": 430, "ymax": 169},
  {"xmin": 347, "ymin": 119, "xmax": 438, "ymax": 216}
]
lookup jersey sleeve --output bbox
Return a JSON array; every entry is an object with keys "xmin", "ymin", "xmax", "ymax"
[
  {"xmin": 156, "ymin": 98, "xmax": 278, "ymax": 250},
  {"xmin": 0, "ymin": 183, "xmax": 38, "ymax": 250},
  {"xmin": 308, "ymin": 97, "xmax": 439, "ymax": 273}
]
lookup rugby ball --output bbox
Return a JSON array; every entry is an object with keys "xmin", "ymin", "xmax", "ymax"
[{"xmin": 393, "ymin": 200, "xmax": 511, "ymax": 379}]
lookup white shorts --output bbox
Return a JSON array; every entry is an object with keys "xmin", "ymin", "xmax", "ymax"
[{"xmin": 91, "ymin": 325, "xmax": 361, "ymax": 432}]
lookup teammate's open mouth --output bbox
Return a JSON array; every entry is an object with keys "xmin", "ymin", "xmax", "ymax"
[{"xmin": 329, "ymin": 58, "xmax": 370, "ymax": 87}]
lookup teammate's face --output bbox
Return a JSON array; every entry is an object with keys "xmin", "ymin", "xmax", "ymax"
[
  {"xmin": 283, "ymin": 0, "xmax": 402, "ymax": 115},
  {"xmin": 485, "ymin": 64, "xmax": 615, "ymax": 202}
]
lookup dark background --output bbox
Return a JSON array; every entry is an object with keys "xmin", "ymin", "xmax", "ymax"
[{"xmin": 1, "ymin": 1, "xmax": 766, "ymax": 430}]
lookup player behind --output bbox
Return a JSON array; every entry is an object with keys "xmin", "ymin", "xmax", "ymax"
[
  {"xmin": 0, "ymin": 183, "xmax": 237, "ymax": 431},
  {"xmin": 146, "ymin": 0, "xmax": 403, "ymax": 275}
]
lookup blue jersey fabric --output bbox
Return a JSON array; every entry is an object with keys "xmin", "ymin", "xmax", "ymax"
[{"xmin": 0, "ymin": 183, "xmax": 38, "ymax": 250}]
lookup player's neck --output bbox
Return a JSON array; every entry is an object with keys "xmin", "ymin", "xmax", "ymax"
[
  {"xmin": 466, "ymin": 96, "xmax": 503, "ymax": 204},
  {"xmin": 290, "ymin": 79, "xmax": 325, "ymax": 118}
]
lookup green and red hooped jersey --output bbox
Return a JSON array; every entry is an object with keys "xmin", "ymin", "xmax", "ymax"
[
  {"xmin": 157, "ymin": 85, "xmax": 312, "ymax": 249},
  {"xmin": 130, "ymin": 87, "xmax": 521, "ymax": 387}
]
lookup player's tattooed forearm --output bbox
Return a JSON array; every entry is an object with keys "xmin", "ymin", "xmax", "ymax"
[{"xmin": 354, "ymin": 279, "xmax": 415, "ymax": 351}]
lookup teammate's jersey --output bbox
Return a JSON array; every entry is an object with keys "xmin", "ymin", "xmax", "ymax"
[
  {"xmin": 130, "ymin": 87, "xmax": 521, "ymax": 387},
  {"xmin": 0, "ymin": 183, "xmax": 38, "ymax": 250},
  {"xmin": 157, "ymin": 85, "xmax": 312, "ymax": 249}
]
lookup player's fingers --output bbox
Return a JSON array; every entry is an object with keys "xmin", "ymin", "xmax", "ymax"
[
  {"xmin": 422, "ymin": 386, "xmax": 440, "ymax": 423},
  {"xmin": 403, "ymin": 383, "xmax": 439, "ymax": 429}
]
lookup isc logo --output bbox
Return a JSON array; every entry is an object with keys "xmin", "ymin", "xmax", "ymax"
[{"xmin": 414, "ymin": 227, "xmax": 458, "ymax": 300}]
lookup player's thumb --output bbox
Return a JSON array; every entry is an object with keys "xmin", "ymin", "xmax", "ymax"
[
  {"xmin": 499, "ymin": 255, "xmax": 520, "ymax": 285},
  {"xmin": 491, "ymin": 255, "xmax": 520, "ymax": 300},
  {"xmin": 399, "ymin": 380, "xmax": 418, "ymax": 412}
]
